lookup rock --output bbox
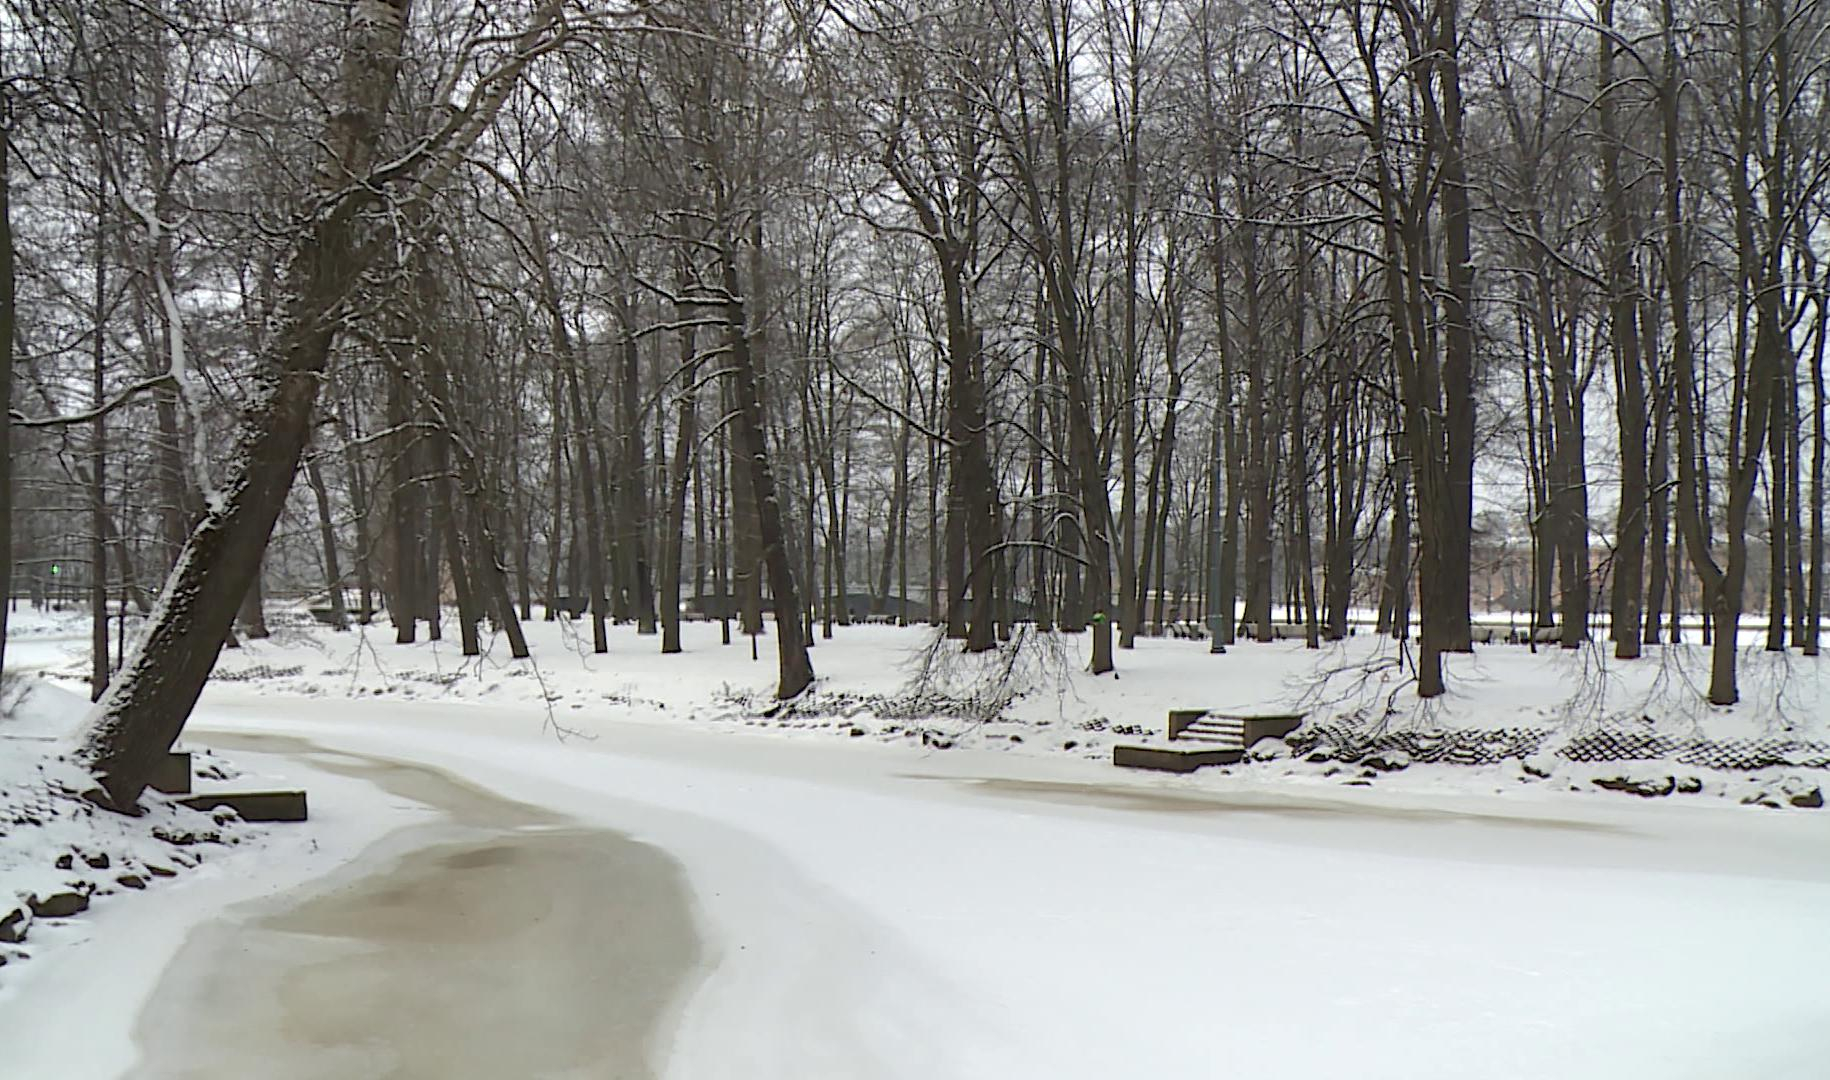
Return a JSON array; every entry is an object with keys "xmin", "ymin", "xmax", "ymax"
[
  {"xmin": 1363, "ymin": 751, "xmax": 1411, "ymax": 773},
  {"xmin": 1249, "ymin": 737, "xmax": 1290, "ymax": 762},
  {"xmin": 1063, "ymin": 740, "xmax": 1078, "ymax": 751},
  {"xmin": 53, "ymin": 853, "xmax": 73, "ymax": 871},
  {"xmin": 146, "ymin": 864, "xmax": 176, "ymax": 878},
  {"xmin": 82, "ymin": 851, "xmax": 110, "ymax": 870},
  {"xmin": 1594, "ymin": 776, "xmax": 1676, "ymax": 798},
  {"xmin": 28, "ymin": 891, "xmax": 89, "ymax": 918},
  {"xmin": 115, "ymin": 874, "xmax": 146, "ymax": 890},
  {"xmin": 0, "ymin": 908, "xmax": 28, "ymax": 944},
  {"xmin": 1675, "ymin": 777, "xmax": 1704, "ymax": 795},
  {"xmin": 848, "ymin": 726, "xmax": 865, "ymax": 738},
  {"xmin": 1789, "ymin": 787, "xmax": 1824, "ymax": 809}
]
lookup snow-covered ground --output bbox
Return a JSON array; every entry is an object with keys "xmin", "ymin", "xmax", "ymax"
[
  {"xmin": 2, "ymin": 611, "xmax": 1828, "ymax": 1078},
  {"xmin": 149, "ymin": 609, "xmax": 1830, "ymax": 807}
]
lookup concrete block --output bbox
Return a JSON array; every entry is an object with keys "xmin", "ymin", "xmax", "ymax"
[
  {"xmin": 179, "ymin": 790, "xmax": 308, "ymax": 823},
  {"xmin": 148, "ymin": 752, "xmax": 192, "ymax": 795},
  {"xmin": 1113, "ymin": 745, "xmax": 1243, "ymax": 773}
]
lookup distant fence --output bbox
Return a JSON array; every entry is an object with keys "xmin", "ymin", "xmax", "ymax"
[{"xmin": 1287, "ymin": 722, "xmax": 1830, "ymax": 771}]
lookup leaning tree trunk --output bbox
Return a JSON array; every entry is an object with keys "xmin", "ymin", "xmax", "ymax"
[
  {"xmin": 76, "ymin": 200, "xmax": 361, "ymax": 809},
  {"xmin": 78, "ymin": 0, "xmax": 557, "ymax": 808}
]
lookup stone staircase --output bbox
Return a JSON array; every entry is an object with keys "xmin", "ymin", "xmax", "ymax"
[
  {"xmin": 1168, "ymin": 712, "xmax": 1250, "ymax": 747},
  {"xmin": 1112, "ymin": 711, "xmax": 1304, "ymax": 773}
]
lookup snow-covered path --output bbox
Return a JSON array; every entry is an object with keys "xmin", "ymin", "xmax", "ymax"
[{"xmin": 6, "ymin": 685, "xmax": 1829, "ymax": 1079}]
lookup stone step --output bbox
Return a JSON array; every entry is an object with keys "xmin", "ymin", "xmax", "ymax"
[
  {"xmin": 1168, "ymin": 710, "xmax": 1304, "ymax": 747},
  {"xmin": 178, "ymin": 790, "xmax": 308, "ymax": 823},
  {"xmin": 1113, "ymin": 745, "xmax": 1244, "ymax": 773},
  {"xmin": 1172, "ymin": 730, "xmax": 1245, "ymax": 747},
  {"xmin": 1181, "ymin": 720, "xmax": 1246, "ymax": 735}
]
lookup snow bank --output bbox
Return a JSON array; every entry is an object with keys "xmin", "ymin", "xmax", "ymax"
[
  {"xmin": 189, "ymin": 617, "xmax": 1830, "ymax": 808},
  {"xmin": 0, "ymin": 675, "xmax": 277, "ymax": 983}
]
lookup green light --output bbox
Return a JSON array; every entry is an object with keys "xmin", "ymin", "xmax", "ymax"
[{"xmin": 50, "ymin": 564, "xmax": 60, "ymax": 576}]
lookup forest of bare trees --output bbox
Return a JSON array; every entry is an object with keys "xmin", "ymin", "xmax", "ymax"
[{"xmin": 2, "ymin": 0, "xmax": 1827, "ymax": 805}]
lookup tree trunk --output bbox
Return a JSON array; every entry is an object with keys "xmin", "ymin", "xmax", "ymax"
[
  {"xmin": 1807, "ymin": 285, "xmax": 1827, "ymax": 655},
  {"xmin": 660, "ymin": 304, "xmax": 698, "ymax": 655},
  {"xmin": 721, "ymin": 242, "xmax": 813, "ymax": 698},
  {"xmin": 1239, "ymin": 233, "xmax": 1274, "ymax": 643},
  {"xmin": 431, "ymin": 447, "xmax": 481, "ymax": 657},
  {"xmin": 1597, "ymin": 0, "xmax": 1648, "ymax": 659},
  {"xmin": 79, "ymin": 0, "xmax": 420, "ymax": 808},
  {"xmin": 0, "ymin": 126, "xmax": 11, "ymax": 676},
  {"xmin": 389, "ymin": 369, "xmax": 422, "ymax": 643},
  {"xmin": 90, "ymin": 146, "xmax": 110, "ymax": 700},
  {"xmin": 545, "ymin": 367, "xmax": 564, "ymax": 620},
  {"xmin": 1767, "ymin": 370, "xmax": 1791, "ymax": 650},
  {"xmin": 617, "ymin": 327, "xmax": 656, "ymax": 635},
  {"xmin": 565, "ymin": 355, "xmax": 610, "ymax": 652},
  {"xmin": 1436, "ymin": 0, "xmax": 1477, "ymax": 654},
  {"xmin": 306, "ymin": 454, "xmax": 349, "ymax": 630},
  {"xmin": 344, "ymin": 408, "xmax": 376, "ymax": 623},
  {"xmin": 713, "ymin": 417, "xmax": 731, "ymax": 645},
  {"xmin": 1548, "ymin": 293, "xmax": 1590, "ymax": 650},
  {"xmin": 1644, "ymin": 354, "xmax": 1672, "ymax": 645},
  {"xmin": 729, "ymin": 370, "xmax": 765, "ymax": 637}
]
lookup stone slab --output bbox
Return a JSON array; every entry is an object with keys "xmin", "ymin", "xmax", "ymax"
[
  {"xmin": 179, "ymin": 790, "xmax": 308, "ymax": 823},
  {"xmin": 1113, "ymin": 745, "xmax": 1243, "ymax": 773}
]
